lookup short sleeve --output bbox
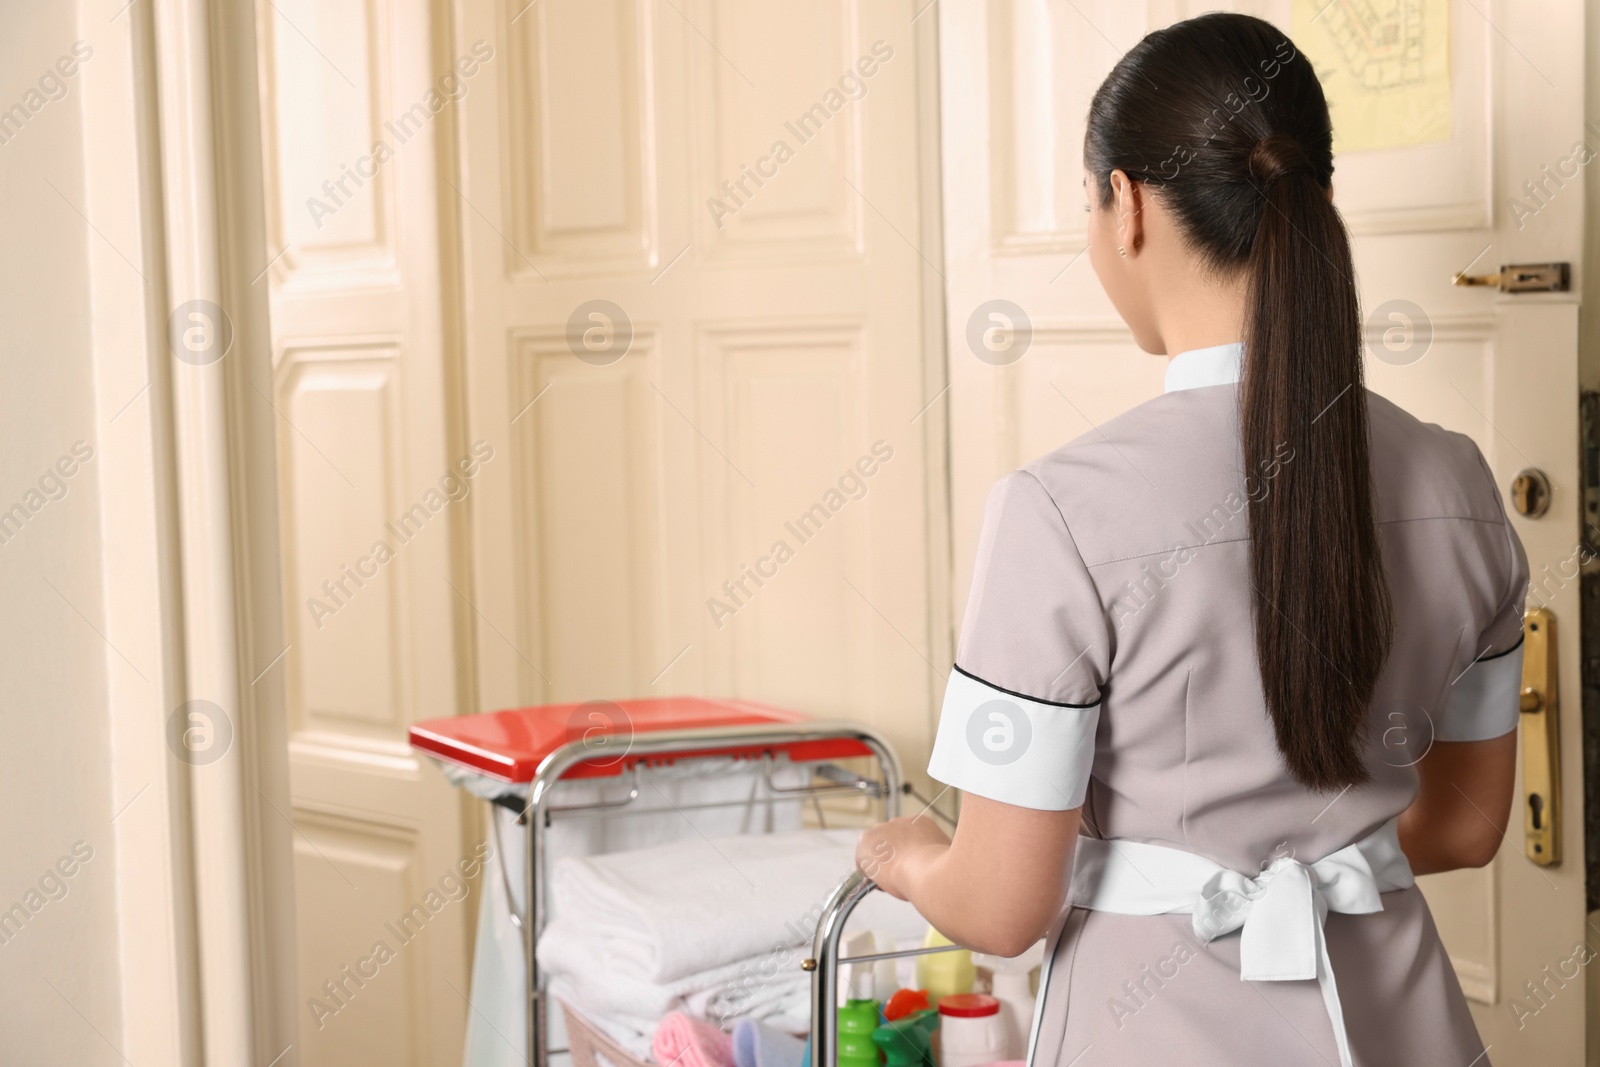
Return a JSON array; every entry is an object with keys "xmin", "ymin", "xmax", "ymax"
[
  {"xmin": 926, "ymin": 470, "xmax": 1110, "ymax": 810},
  {"xmin": 1437, "ymin": 455, "xmax": 1530, "ymax": 742}
]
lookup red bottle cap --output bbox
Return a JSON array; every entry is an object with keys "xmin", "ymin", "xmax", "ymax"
[{"xmin": 937, "ymin": 994, "xmax": 1001, "ymax": 1018}]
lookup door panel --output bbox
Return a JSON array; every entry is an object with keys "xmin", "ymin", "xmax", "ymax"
[
  {"xmin": 257, "ymin": 0, "xmax": 472, "ymax": 1062},
  {"xmin": 456, "ymin": 0, "xmax": 942, "ymax": 785},
  {"xmin": 939, "ymin": 2, "xmax": 1586, "ymax": 1062}
]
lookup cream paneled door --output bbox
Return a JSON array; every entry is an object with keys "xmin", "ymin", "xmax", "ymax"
[
  {"xmin": 940, "ymin": 1, "xmax": 1586, "ymax": 1063},
  {"xmin": 453, "ymin": 0, "xmax": 943, "ymax": 785},
  {"xmin": 257, "ymin": 0, "xmax": 474, "ymax": 1063}
]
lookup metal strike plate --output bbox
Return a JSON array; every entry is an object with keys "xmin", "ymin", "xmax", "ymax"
[
  {"xmin": 1452, "ymin": 262, "xmax": 1571, "ymax": 292},
  {"xmin": 1521, "ymin": 608, "xmax": 1561, "ymax": 865}
]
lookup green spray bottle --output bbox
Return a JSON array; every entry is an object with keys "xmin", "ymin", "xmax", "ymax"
[{"xmin": 871, "ymin": 1008, "xmax": 940, "ymax": 1067}]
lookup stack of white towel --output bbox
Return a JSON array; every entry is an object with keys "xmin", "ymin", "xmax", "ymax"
[{"xmin": 538, "ymin": 828, "xmax": 924, "ymax": 1058}]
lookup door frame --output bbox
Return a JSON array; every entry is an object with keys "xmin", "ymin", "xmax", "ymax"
[
  {"xmin": 912, "ymin": 0, "xmax": 957, "ymax": 783},
  {"xmin": 88, "ymin": 0, "xmax": 298, "ymax": 1062}
]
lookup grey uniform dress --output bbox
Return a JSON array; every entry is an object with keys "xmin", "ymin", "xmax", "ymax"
[{"xmin": 927, "ymin": 342, "xmax": 1528, "ymax": 1067}]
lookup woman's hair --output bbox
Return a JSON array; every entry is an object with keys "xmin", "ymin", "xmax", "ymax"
[{"xmin": 1086, "ymin": 13, "xmax": 1392, "ymax": 792}]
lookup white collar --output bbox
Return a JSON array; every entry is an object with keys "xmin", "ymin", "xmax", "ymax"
[{"xmin": 1164, "ymin": 342, "xmax": 1244, "ymax": 393}]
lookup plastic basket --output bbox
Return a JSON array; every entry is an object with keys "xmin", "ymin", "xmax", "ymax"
[{"xmin": 559, "ymin": 999, "xmax": 655, "ymax": 1067}]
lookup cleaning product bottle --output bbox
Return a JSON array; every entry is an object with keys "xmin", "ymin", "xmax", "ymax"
[
  {"xmin": 871, "ymin": 1008, "xmax": 940, "ymax": 1067},
  {"xmin": 973, "ymin": 947, "xmax": 1045, "ymax": 1059},
  {"xmin": 838, "ymin": 972, "xmax": 882, "ymax": 1067},
  {"xmin": 915, "ymin": 927, "xmax": 975, "ymax": 1005},
  {"xmin": 841, "ymin": 929, "xmax": 902, "ymax": 1006},
  {"xmin": 988, "ymin": 969, "xmax": 1035, "ymax": 1059},
  {"xmin": 936, "ymin": 994, "xmax": 1006, "ymax": 1067}
]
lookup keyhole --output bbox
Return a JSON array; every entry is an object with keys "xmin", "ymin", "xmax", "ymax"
[
  {"xmin": 1529, "ymin": 793, "xmax": 1545, "ymax": 833},
  {"xmin": 1511, "ymin": 469, "xmax": 1552, "ymax": 518}
]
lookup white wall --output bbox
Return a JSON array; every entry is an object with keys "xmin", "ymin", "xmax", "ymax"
[{"xmin": 0, "ymin": 2, "xmax": 125, "ymax": 1062}]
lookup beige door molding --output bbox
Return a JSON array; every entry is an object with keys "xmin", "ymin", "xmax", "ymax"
[
  {"xmin": 157, "ymin": 0, "xmax": 263, "ymax": 1057},
  {"xmin": 84, "ymin": 0, "xmax": 298, "ymax": 1062}
]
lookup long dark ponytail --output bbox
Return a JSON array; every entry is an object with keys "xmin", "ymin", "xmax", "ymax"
[{"xmin": 1086, "ymin": 13, "xmax": 1392, "ymax": 791}]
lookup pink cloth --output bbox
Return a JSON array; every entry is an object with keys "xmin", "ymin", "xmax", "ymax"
[{"xmin": 652, "ymin": 1011, "xmax": 734, "ymax": 1067}]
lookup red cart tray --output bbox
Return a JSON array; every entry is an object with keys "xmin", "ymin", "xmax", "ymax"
[{"xmin": 408, "ymin": 695, "xmax": 872, "ymax": 783}]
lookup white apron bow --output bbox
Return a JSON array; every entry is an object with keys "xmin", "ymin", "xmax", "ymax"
[{"xmin": 1067, "ymin": 819, "xmax": 1415, "ymax": 1067}]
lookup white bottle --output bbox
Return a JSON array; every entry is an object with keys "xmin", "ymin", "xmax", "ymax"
[
  {"xmin": 840, "ymin": 930, "xmax": 900, "ymax": 1006},
  {"xmin": 937, "ymin": 994, "xmax": 1007, "ymax": 1067},
  {"xmin": 974, "ymin": 946, "xmax": 1043, "ymax": 1059},
  {"xmin": 989, "ymin": 969, "xmax": 1034, "ymax": 1059}
]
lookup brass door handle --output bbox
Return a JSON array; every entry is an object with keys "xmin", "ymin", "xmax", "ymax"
[
  {"xmin": 1520, "ymin": 608, "xmax": 1560, "ymax": 865},
  {"xmin": 1451, "ymin": 262, "xmax": 1570, "ymax": 292}
]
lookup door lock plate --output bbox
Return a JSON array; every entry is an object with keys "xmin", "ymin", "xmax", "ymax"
[
  {"xmin": 1521, "ymin": 608, "xmax": 1561, "ymax": 865},
  {"xmin": 1452, "ymin": 262, "xmax": 1571, "ymax": 292}
]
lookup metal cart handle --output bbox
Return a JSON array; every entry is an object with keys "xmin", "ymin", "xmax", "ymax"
[
  {"xmin": 805, "ymin": 870, "xmax": 967, "ymax": 1067},
  {"xmin": 806, "ymin": 869, "xmax": 875, "ymax": 1067}
]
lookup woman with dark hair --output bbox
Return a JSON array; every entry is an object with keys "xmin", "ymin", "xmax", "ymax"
[{"xmin": 858, "ymin": 12, "xmax": 1524, "ymax": 1065}]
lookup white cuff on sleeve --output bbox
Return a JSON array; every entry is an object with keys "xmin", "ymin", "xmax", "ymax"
[
  {"xmin": 1438, "ymin": 640, "xmax": 1524, "ymax": 741},
  {"xmin": 926, "ymin": 667, "xmax": 1100, "ymax": 810}
]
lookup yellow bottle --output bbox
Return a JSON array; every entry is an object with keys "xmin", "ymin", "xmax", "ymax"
[{"xmin": 915, "ymin": 927, "xmax": 975, "ymax": 1005}]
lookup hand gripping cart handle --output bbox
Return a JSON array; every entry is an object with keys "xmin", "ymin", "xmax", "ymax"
[{"xmin": 806, "ymin": 870, "xmax": 1058, "ymax": 1067}]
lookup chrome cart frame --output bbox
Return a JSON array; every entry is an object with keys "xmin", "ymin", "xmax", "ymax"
[{"xmin": 512, "ymin": 721, "xmax": 904, "ymax": 1067}]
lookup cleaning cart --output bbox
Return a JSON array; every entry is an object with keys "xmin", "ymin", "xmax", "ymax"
[{"xmin": 410, "ymin": 696, "xmax": 905, "ymax": 1067}]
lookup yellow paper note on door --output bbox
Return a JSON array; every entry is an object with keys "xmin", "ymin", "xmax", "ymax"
[{"xmin": 1292, "ymin": 0, "xmax": 1452, "ymax": 153}]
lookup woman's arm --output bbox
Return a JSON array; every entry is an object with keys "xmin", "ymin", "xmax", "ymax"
[
  {"xmin": 1398, "ymin": 731, "xmax": 1518, "ymax": 875},
  {"xmin": 855, "ymin": 795, "xmax": 1080, "ymax": 958}
]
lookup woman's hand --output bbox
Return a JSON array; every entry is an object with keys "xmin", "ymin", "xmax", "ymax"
[
  {"xmin": 855, "ymin": 816, "xmax": 952, "ymax": 900},
  {"xmin": 853, "ymin": 796, "xmax": 1081, "ymax": 957}
]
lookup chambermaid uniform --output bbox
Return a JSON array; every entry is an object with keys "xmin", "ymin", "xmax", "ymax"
[{"xmin": 927, "ymin": 342, "xmax": 1528, "ymax": 1067}]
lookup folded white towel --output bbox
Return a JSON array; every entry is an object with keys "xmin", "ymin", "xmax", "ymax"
[
  {"xmin": 545, "ymin": 933, "xmax": 812, "ymax": 1052},
  {"xmin": 539, "ymin": 828, "xmax": 921, "ymax": 985}
]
